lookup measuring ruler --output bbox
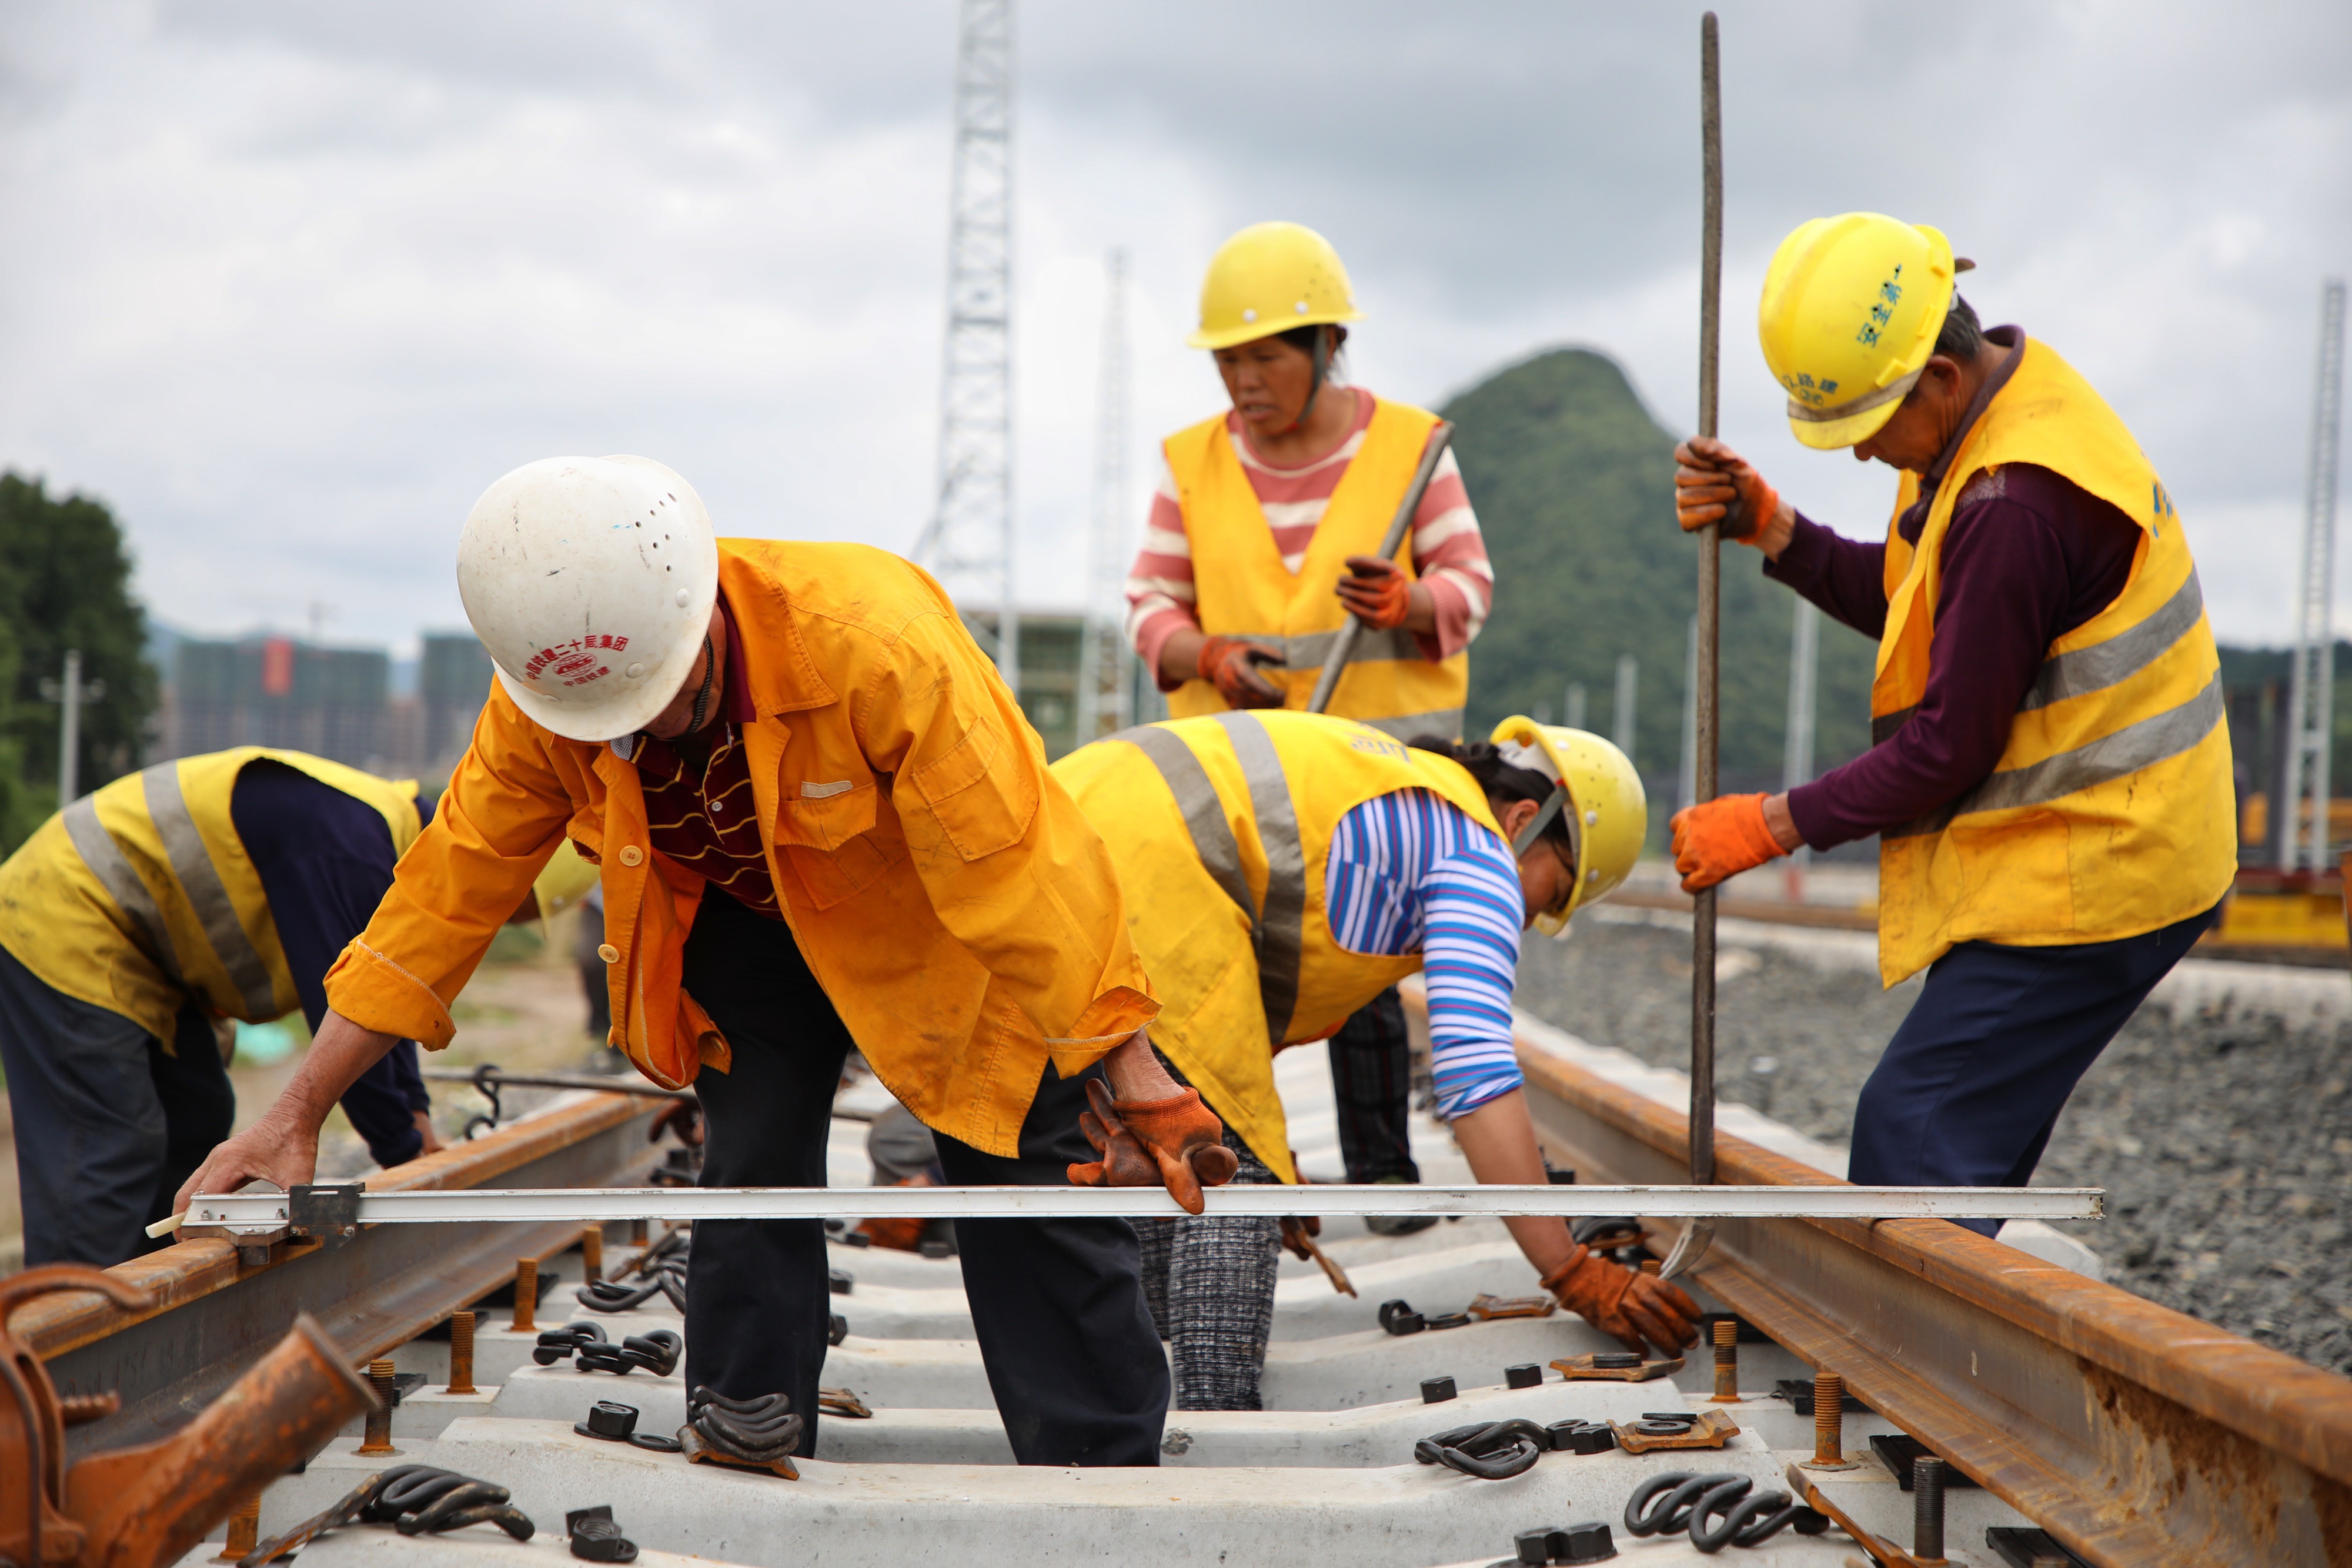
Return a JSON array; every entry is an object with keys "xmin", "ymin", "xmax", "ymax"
[{"xmin": 169, "ymin": 1182, "xmax": 2100, "ymax": 1248}]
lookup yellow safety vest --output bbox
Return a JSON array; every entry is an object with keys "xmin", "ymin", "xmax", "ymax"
[
  {"xmin": 1053, "ymin": 711, "xmax": 1502, "ymax": 1181},
  {"xmin": 1870, "ymin": 338, "xmax": 2235, "ymax": 985},
  {"xmin": 1162, "ymin": 397, "xmax": 1468, "ymax": 741},
  {"xmin": 0, "ymin": 748, "xmax": 422, "ymax": 1046}
]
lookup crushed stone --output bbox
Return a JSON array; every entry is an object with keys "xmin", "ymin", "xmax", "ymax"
[{"xmin": 1513, "ymin": 911, "xmax": 2352, "ymax": 1374}]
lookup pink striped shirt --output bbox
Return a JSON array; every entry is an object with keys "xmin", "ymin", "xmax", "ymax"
[{"xmin": 1125, "ymin": 390, "xmax": 1494, "ymax": 690}]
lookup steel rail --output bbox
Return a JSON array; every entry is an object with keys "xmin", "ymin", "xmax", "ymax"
[
  {"xmin": 1440, "ymin": 991, "xmax": 2352, "ymax": 1567},
  {"xmin": 19, "ymin": 1089, "xmax": 662, "ymax": 1458},
  {"xmin": 178, "ymin": 1182, "xmax": 2099, "ymax": 1227}
]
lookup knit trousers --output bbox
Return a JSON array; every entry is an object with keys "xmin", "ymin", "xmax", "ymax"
[{"xmin": 1136, "ymin": 1129, "xmax": 1282, "ymax": 1411}]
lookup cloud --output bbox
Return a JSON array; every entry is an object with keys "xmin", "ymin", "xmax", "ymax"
[{"xmin": 0, "ymin": 0, "xmax": 2342, "ymax": 651}]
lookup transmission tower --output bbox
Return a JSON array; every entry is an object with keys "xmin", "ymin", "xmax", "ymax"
[
  {"xmin": 2284, "ymin": 278, "xmax": 2346, "ymax": 873},
  {"xmin": 1075, "ymin": 249, "xmax": 1133, "ymax": 745},
  {"xmin": 913, "ymin": 0, "xmax": 1018, "ymax": 686}
]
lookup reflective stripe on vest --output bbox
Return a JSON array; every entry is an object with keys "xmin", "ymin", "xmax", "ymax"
[
  {"xmin": 1111, "ymin": 713, "xmax": 1306, "ymax": 1041},
  {"xmin": 141, "ymin": 762, "xmax": 280, "ymax": 1018},
  {"xmin": 1865, "ymin": 337, "xmax": 2235, "ymax": 984},
  {"xmin": 59, "ymin": 791, "xmax": 183, "ymax": 987}
]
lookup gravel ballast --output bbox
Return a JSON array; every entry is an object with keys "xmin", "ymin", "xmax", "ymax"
[{"xmin": 1512, "ymin": 907, "xmax": 2352, "ymax": 1374}]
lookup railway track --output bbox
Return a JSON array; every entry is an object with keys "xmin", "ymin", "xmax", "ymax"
[{"xmin": 9, "ymin": 1009, "xmax": 2350, "ymax": 1567}]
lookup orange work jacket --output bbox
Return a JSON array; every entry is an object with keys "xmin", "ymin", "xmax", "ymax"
[{"xmin": 325, "ymin": 540, "xmax": 1158, "ymax": 1156}]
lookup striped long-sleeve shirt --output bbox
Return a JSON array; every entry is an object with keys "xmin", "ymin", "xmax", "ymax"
[
  {"xmin": 1126, "ymin": 391, "xmax": 1495, "ymax": 690},
  {"xmin": 1325, "ymin": 788, "xmax": 1524, "ymax": 1119}
]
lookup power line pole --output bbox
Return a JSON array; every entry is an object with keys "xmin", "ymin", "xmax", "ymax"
[
  {"xmin": 39, "ymin": 650, "xmax": 106, "ymax": 804},
  {"xmin": 2284, "ymin": 277, "xmax": 2346, "ymax": 874},
  {"xmin": 1782, "ymin": 598, "xmax": 1818, "ymax": 900},
  {"xmin": 913, "ymin": 0, "xmax": 1018, "ymax": 689},
  {"xmin": 1562, "ymin": 681, "xmax": 1586, "ymax": 733},
  {"xmin": 1075, "ymin": 248, "xmax": 1132, "ymax": 745},
  {"xmin": 1612, "ymin": 653, "xmax": 1638, "ymax": 763}
]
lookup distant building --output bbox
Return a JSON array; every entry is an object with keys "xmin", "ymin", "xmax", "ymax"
[
  {"xmin": 161, "ymin": 635, "xmax": 390, "ymax": 768},
  {"xmin": 420, "ymin": 633, "xmax": 496, "ymax": 773}
]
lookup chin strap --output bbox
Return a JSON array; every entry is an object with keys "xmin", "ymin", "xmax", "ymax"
[
  {"xmin": 1281, "ymin": 325, "xmax": 1334, "ymax": 434},
  {"xmin": 1511, "ymin": 784, "xmax": 1569, "ymax": 858},
  {"xmin": 688, "ymin": 636, "xmax": 718, "ymax": 734}
]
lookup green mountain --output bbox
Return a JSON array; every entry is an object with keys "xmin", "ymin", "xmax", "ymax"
[{"xmin": 1439, "ymin": 348, "xmax": 1879, "ymax": 820}]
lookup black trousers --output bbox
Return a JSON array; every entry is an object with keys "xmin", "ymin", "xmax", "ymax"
[
  {"xmin": 1327, "ymin": 985, "xmax": 1419, "ymax": 1183},
  {"xmin": 680, "ymin": 891, "xmax": 1167, "ymax": 1464},
  {"xmin": 0, "ymin": 944, "xmax": 234, "ymax": 1266},
  {"xmin": 1850, "ymin": 901, "xmax": 2220, "ymax": 1236}
]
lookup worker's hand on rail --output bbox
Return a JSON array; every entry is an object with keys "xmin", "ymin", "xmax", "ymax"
[
  {"xmin": 1067, "ymin": 1079, "xmax": 1240, "ymax": 1216},
  {"xmin": 1542, "ymin": 1250, "xmax": 1702, "ymax": 1357},
  {"xmin": 1197, "ymin": 636, "xmax": 1288, "ymax": 709},
  {"xmin": 1673, "ymin": 437, "xmax": 1792, "ymax": 554},
  {"xmin": 1278, "ymin": 1214, "xmax": 1321, "ymax": 1262},
  {"xmin": 1334, "ymin": 556, "xmax": 1413, "ymax": 631},
  {"xmin": 171, "ymin": 1113, "xmax": 322, "ymax": 1219},
  {"xmin": 1669, "ymin": 793, "xmax": 1792, "ymax": 892}
]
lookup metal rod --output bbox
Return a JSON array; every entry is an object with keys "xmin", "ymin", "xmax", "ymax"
[
  {"xmin": 421, "ymin": 1067, "xmax": 693, "ymax": 1100},
  {"xmin": 1305, "ymin": 422, "xmax": 1455, "ymax": 714},
  {"xmin": 1691, "ymin": 9, "xmax": 1724, "ymax": 1188},
  {"xmin": 182, "ymin": 1183, "xmax": 2100, "ymax": 1227}
]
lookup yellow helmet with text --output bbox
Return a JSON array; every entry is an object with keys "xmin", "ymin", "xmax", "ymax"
[
  {"xmin": 1758, "ymin": 213, "xmax": 1959, "ymax": 450},
  {"xmin": 1189, "ymin": 222, "xmax": 1364, "ymax": 351},
  {"xmin": 1487, "ymin": 717, "xmax": 1646, "ymax": 937}
]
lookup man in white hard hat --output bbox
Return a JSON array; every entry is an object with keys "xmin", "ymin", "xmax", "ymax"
[
  {"xmin": 1666, "ymin": 215, "xmax": 2231, "ymax": 1229},
  {"xmin": 179, "ymin": 456, "xmax": 1238, "ymax": 1465},
  {"xmin": 1125, "ymin": 220, "xmax": 1499, "ymax": 1228}
]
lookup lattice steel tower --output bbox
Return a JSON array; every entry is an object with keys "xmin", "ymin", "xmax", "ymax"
[
  {"xmin": 1075, "ymin": 248, "xmax": 1132, "ymax": 744},
  {"xmin": 2284, "ymin": 278, "xmax": 2347, "ymax": 872},
  {"xmin": 913, "ymin": 0, "xmax": 1018, "ymax": 685}
]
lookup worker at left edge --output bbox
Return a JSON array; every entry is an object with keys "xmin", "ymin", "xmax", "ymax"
[
  {"xmin": 0, "ymin": 748, "xmax": 442, "ymax": 1267},
  {"xmin": 176, "ymin": 454, "xmax": 1228, "ymax": 1466}
]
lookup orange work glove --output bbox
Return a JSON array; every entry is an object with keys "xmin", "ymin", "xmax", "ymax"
[
  {"xmin": 1542, "ymin": 1249, "xmax": 1702, "ymax": 1357},
  {"xmin": 1334, "ymin": 555, "xmax": 1412, "ymax": 630},
  {"xmin": 856, "ymin": 1175, "xmax": 933, "ymax": 1252},
  {"xmin": 1673, "ymin": 436, "xmax": 1779, "ymax": 542},
  {"xmin": 1197, "ymin": 635, "xmax": 1288, "ymax": 709},
  {"xmin": 1669, "ymin": 793, "xmax": 1788, "ymax": 892},
  {"xmin": 1066, "ymin": 1080, "xmax": 1240, "ymax": 1216},
  {"xmin": 1278, "ymin": 1214, "xmax": 1321, "ymax": 1262}
]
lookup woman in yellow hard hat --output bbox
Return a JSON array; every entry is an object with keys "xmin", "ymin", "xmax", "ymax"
[
  {"xmin": 1054, "ymin": 710, "xmax": 1697, "ymax": 1410},
  {"xmin": 1123, "ymin": 220, "xmax": 1501, "ymax": 1215}
]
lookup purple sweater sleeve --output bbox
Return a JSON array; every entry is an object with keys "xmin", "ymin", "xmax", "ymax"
[
  {"xmin": 1783, "ymin": 467, "xmax": 2140, "ymax": 850},
  {"xmin": 1762, "ymin": 513, "xmax": 1890, "ymax": 638}
]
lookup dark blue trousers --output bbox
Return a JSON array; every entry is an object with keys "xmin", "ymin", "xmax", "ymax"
[{"xmin": 1847, "ymin": 901, "xmax": 2220, "ymax": 1236}]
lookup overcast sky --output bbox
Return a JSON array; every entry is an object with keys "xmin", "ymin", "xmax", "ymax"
[{"xmin": 2, "ymin": 1, "xmax": 2345, "ymax": 657}]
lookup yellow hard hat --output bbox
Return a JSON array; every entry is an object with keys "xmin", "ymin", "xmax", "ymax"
[
  {"xmin": 1758, "ymin": 213, "xmax": 1958, "ymax": 450},
  {"xmin": 1189, "ymin": 222, "xmax": 1364, "ymax": 351},
  {"xmin": 532, "ymin": 839, "xmax": 600, "ymax": 920},
  {"xmin": 1488, "ymin": 717, "xmax": 1647, "ymax": 937}
]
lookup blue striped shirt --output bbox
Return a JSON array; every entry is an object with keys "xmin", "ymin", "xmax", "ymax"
[{"xmin": 1325, "ymin": 789, "xmax": 1524, "ymax": 1119}]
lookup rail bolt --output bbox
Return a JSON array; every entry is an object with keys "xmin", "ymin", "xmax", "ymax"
[{"xmin": 1912, "ymin": 1455, "xmax": 1947, "ymax": 1562}]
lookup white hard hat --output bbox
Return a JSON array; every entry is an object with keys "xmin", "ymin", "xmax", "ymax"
[{"xmin": 456, "ymin": 455, "xmax": 719, "ymax": 742}]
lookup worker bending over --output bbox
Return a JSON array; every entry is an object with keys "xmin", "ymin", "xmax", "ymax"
[
  {"xmin": 1126, "ymin": 222, "xmax": 1497, "ymax": 1221},
  {"xmin": 1669, "ymin": 215, "xmax": 2233, "ymax": 1229},
  {"xmin": 179, "ymin": 456, "xmax": 1231, "ymax": 1465},
  {"xmin": 0, "ymin": 748, "xmax": 439, "ymax": 1266},
  {"xmin": 1054, "ymin": 710, "xmax": 1699, "ymax": 1409}
]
